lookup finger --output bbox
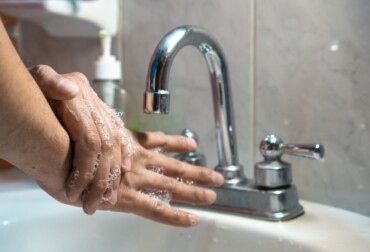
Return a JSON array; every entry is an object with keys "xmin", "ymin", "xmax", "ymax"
[
  {"xmin": 121, "ymin": 145, "xmax": 131, "ymax": 172},
  {"xmin": 135, "ymin": 131, "xmax": 197, "ymax": 153},
  {"xmin": 64, "ymin": 102, "xmax": 102, "ymax": 203},
  {"xmin": 147, "ymin": 153, "xmax": 224, "ymax": 186},
  {"xmin": 113, "ymin": 187, "xmax": 200, "ymax": 227},
  {"xmin": 100, "ymin": 136, "xmax": 122, "ymax": 210},
  {"xmin": 29, "ymin": 65, "xmax": 79, "ymax": 100},
  {"xmin": 83, "ymin": 150, "xmax": 112, "ymax": 215},
  {"xmin": 134, "ymin": 170, "xmax": 217, "ymax": 205},
  {"xmin": 83, "ymin": 93, "xmax": 127, "ymax": 213},
  {"xmin": 67, "ymin": 144, "xmax": 101, "ymax": 201}
]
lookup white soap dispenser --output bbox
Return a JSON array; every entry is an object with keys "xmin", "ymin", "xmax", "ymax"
[{"xmin": 92, "ymin": 30, "xmax": 127, "ymax": 115}]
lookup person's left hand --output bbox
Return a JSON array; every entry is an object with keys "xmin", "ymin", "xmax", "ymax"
[
  {"xmin": 30, "ymin": 65, "xmax": 128, "ymax": 215},
  {"xmin": 110, "ymin": 129, "xmax": 224, "ymax": 227}
]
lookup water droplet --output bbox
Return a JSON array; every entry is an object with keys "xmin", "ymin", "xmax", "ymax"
[
  {"xmin": 359, "ymin": 123, "xmax": 367, "ymax": 130},
  {"xmin": 357, "ymin": 184, "xmax": 365, "ymax": 190},
  {"xmin": 216, "ymin": 224, "xmax": 229, "ymax": 230},
  {"xmin": 330, "ymin": 41, "xmax": 339, "ymax": 52}
]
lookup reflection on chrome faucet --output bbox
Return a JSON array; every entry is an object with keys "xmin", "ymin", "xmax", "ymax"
[
  {"xmin": 143, "ymin": 25, "xmax": 325, "ymax": 221},
  {"xmin": 143, "ymin": 25, "xmax": 245, "ymax": 185}
]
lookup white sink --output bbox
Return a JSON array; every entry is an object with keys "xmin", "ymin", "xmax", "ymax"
[{"xmin": 0, "ymin": 188, "xmax": 369, "ymax": 252}]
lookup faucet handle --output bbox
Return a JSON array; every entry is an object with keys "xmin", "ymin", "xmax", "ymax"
[
  {"xmin": 281, "ymin": 143, "xmax": 324, "ymax": 160},
  {"xmin": 175, "ymin": 129, "xmax": 206, "ymax": 166},
  {"xmin": 260, "ymin": 134, "xmax": 325, "ymax": 160},
  {"xmin": 181, "ymin": 128, "xmax": 200, "ymax": 145},
  {"xmin": 255, "ymin": 134, "xmax": 325, "ymax": 188}
]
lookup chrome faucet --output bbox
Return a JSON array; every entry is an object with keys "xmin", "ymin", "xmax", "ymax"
[
  {"xmin": 143, "ymin": 25, "xmax": 325, "ymax": 221},
  {"xmin": 144, "ymin": 25, "xmax": 245, "ymax": 185}
]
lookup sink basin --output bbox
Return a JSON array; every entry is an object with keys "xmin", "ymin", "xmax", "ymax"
[{"xmin": 0, "ymin": 188, "xmax": 369, "ymax": 252}]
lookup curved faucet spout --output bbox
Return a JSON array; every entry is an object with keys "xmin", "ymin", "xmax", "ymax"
[{"xmin": 144, "ymin": 25, "xmax": 245, "ymax": 184}]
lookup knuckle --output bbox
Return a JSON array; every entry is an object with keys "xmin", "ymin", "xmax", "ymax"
[
  {"xmin": 84, "ymin": 134, "xmax": 101, "ymax": 152},
  {"xmin": 185, "ymin": 137, "xmax": 196, "ymax": 151},
  {"xmin": 155, "ymin": 131, "xmax": 165, "ymax": 136},
  {"xmin": 113, "ymin": 134, "xmax": 122, "ymax": 146},
  {"xmin": 100, "ymin": 138, "xmax": 113, "ymax": 152},
  {"xmin": 94, "ymin": 178, "xmax": 109, "ymax": 191},
  {"xmin": 122, "ymin": 173, "xmax": 136, "ymax": 188},
  {"xmin": 101, "ymin": 200, "xmax": 115, "ymax": 210},
  {"xmin": 151, "ymin": 200, "xmax": 165, "ymax": 217},
  {"xmin": 145, "ymin": 150, "xmax": 156, "ymax": 160},
  {"xmin": 193, "ymin": 188, "xmax": 207, "ymax": 202},
  {"xmin": 101, "ymin": 195, "xmax": 117, "ymax": 209},
  {"xmin": 31, "ymin": 64, "xmax": 50, "ymax": 76},
  {"xmin": 122, "ymin": 174, "xmax": 130, "ymax": 186},
  {"xmin": 165, "ymin": 177, "xmax": 178, "ymax": 191},
  {"xmin": 179, "ymin": 135, "xmax": 188, "ymax": 147},
  {"xmin": 201, "ymin": 169, "xmax": 213, "ymax": 182},
  {"xmin": 172, "ymin": 161, "xmax": 186, "ymax": 177},
  {"xmin": 78, "ymin": 171, "xmax": 95, "ymax": 184},
  {"xmin": 71, "ymin": 72, "xmax": 88, "ymax": 82},
  {"xmin": 155, "ymin": 131, "xmax": 166, "ymax": 144}
]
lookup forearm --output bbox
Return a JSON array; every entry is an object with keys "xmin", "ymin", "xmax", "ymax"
[{"xmin": 0, "ymin": 20, "xmax": 71, "ymax": 202}]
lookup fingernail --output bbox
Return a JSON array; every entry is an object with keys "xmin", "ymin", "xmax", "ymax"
[
  {"xmin": 121, "ymin": 157, "xmax": 131, "ymax": 172},
  {"xmin": 103, "ymin": 188, "xmax": 113, "ymax": 199},
  {"xmin": 83, "ymin": 202, "xmax": 95, "ymax": 215},
  {"xmin": 186, "ymin": 138, "xmax": 197, "ymax": 150},
  {"xmin": 66, "ymin": 190, "xmax": 76, "ymax": 202},
  {"xmin": 213, "ymin": 172, "xmax": 224, "ymax": 185},
  {"xmin": 66, "ymin": 187, "xmax": 81, "ymax": 203},
  {"xmin": 109, "ymin": 189, "xmax": 118, "ymax": 204},
  {"xmin": 188, "ymin": 214, "xmax": 199, "ymax": 226},
  {"xmin": 57, "ymin": 78, "xmax": 79, "ymax": 95},
  {"xmin": 84, "ymin": 199, "xmax": 99, "ymax": 215},
  {"xmin": 66, "ymin": 180, "xmax": 84, "ymax": 202},
  {"xmin": 205, "ymin": 189, "xmax": 217, "ymax": 203}
]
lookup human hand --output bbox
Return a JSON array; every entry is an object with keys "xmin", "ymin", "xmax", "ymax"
[
  {"xmin": 29, "ymin": 65, "xmax": 127, "ymax": 215},
  {"xmin": 111, "ymin": 129, "xmax": 224, "ymax": 227},
  {"xmin": 30, "ymin": 65, "xmax": 225, "ymax": 227}
]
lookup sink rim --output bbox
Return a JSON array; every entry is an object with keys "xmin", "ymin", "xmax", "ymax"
[{"xmin": 0, "ymin": 188, "xmax": 369, "ymax": 252}]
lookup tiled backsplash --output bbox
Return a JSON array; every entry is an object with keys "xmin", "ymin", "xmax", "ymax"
[
  {"xmin": 20, "ymin": 0, "xmax": 370, "ymax": 216},
  {"xmin": 256, "ymin": 0, "xmax": 370, "ymax": 216}
]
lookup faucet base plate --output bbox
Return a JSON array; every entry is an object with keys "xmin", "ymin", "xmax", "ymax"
[{"xmin": 206, "ymin": 182, "xmax": 304, "ymax": 221}]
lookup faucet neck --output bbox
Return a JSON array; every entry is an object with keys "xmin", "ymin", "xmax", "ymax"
[{"xmin": 144, "ymin": 25, "xmax": 242, "ymax": 175}]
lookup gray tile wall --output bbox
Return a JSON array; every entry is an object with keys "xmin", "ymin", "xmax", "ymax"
[
  {"xmin": 256, "ymin": 0, "xmax": 370, "ymax": 216},
  {"xmin": 20, "ymin": 0, "xmax": 370, "ymax": 216}
]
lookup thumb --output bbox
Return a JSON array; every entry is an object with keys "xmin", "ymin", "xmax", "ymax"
[{"xmin": 29, "ymin": 65, "xmax": 79, "ymax": 100}]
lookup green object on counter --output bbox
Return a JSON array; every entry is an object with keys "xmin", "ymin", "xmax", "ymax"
[{"xmin": 126, "ymin": 124, "xmax": 140, "ymax": 132}]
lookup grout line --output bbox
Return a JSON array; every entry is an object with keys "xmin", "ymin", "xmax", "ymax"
[
  {"xmin": 249, "ymin": 0, "xmax": 257, "ymax": 175},
  {"xmin": 117, "ymin": 0, "xmax": 124, "ymax": 83}
]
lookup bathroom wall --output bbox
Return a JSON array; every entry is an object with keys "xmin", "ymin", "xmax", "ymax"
[
  {"xmin": 255, "ymin": 0, "xmax": 370, "ymax": 216},
  {"xmin": 19, "ymin": 0, "xmax": 370, "ymax": 216}
]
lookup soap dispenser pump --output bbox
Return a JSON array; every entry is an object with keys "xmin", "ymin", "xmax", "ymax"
[{"xmin": 92, "ymin": 30, "xmax": 127, "ymax": 115}]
